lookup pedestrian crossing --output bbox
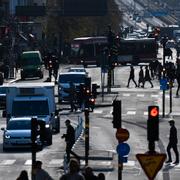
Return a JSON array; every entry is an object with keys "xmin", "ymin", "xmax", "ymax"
[
  {"xmin": 93, "ymin": 109, "xmax": 171, "ymax": 117},
  {"xmin": 1, "ymin": 158, "xmax": 180, "ymax": 170}
]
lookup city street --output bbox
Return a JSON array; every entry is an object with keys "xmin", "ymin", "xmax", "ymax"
[{"xmin": 0, "ymin": 47, "xmax": 180, "ymax": 180}]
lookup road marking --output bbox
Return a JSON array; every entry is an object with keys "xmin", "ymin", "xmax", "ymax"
[
  {"xmin": 137, "ymin": 94, "xmax": 144, "ymax": 97},
  {"xmin": 123, "ymin": 93, "xmax": 130, "ymax": 97},
  {"xmin": 166, "ymin": 95, "xmax": 170, "ymax": 98},
  {"xmin": 93, "ymin": 110, "xmax": 103, "ymax": 114},
  {"xmin": 24, "ymin": 160, "xmax": 32, "ymax": 165},
  {"xmin": 81, "ymin": 160, "xmax": 112, "ymax": 166},
  {"xmin": 151, "ymin": 94, "xmax": 158, "ymax": 98},
  {"xmin": 0, "ymin": 160, "xmax": 16, "ymax": 165},
  {"xmin": 144, "ymin": 111, "xmax": 148, "ymax": 116},
  {"xmin": 127, "ymin": 111, "xmax": 136, "ymax": 115},
  {"xmin": 49, "ymin": 159, "xmax": 64, "ymax": 165},
  {"xmin": 124, "ymin": 160, "xmax": 135, "ymax": 167}
]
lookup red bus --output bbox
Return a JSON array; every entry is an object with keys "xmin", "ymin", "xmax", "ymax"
[
  {"xmin": 69, "ymin": 36, "xmax": 108, "ymax": 67},
  {"xmin": 69, "ymin": 36, "xmax": 158, "ymax": 66},
  {"xmin": 116, "ymin": 38, "xmax": 158, "ymax": 65}
]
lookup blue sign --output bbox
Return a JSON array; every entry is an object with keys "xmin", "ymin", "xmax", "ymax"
[
  {"xmin": 160, "ymin": 78, "xmax": 168, "ymax": 90},
  {"xmin": 150, "ymin": 11, "xmax": 168, "ymax": 17},
  {"xmin": 116, "ymin": 143, "xmax": 130, "ymax": 156},
  {"xmin": 119, "ymin": 155, "xmax": 128, "ymax": 163}
]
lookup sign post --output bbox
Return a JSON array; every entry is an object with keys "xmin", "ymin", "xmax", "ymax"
[
  {"xmin": 116, "ymin": 128, "xmax": 130, "ymax": 180},
  {"xmin": 136, "ymin": 106, "xmax": 166, "ymax": 179}
]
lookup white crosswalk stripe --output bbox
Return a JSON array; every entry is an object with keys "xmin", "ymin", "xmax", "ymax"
[
  {"xmin": 127, "ymin": 111, "xmax": 136, "ymax": 115},
  {"xmin": 137, "ymin": 94, "xmax": 144, "ymax": 97},
  {"xmin": 151, "ymin": 94, "xmax": 158, "ymax": 98},
  {"xmin": 0, "ymin": 160, "xmax": 16, "ymax": 165},
  {"xmin": 123, "ymin": 93, "xmax": 130, "ymax": 97},
  {"xmin": 24, "ymin": 160, "xmax": 32, "ymax": 165}
]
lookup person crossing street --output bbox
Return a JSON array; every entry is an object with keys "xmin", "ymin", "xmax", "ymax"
[{"xmin": 127, "ymin": 66, "xmax": 137, "ymax": 88}]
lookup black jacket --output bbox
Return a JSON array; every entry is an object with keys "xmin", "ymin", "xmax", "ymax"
[{"xmin": 169, "ymin": 125, "xmax": 178, "ymax": 144}]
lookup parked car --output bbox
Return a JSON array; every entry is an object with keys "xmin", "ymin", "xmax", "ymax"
[
  {"xmin": 1, "ymin": 117, "xmax": 42, "ymax": 151},
  {"xmin": 58, "ymin": 72, "xmax": 88, "ymax": 102}
]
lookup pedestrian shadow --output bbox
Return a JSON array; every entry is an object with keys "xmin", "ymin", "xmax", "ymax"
[{"xmin": 163, "ymin": 163, "xmax": 176, "ymax": 171}]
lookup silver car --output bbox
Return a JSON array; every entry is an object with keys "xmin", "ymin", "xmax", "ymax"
[{"xmin": 1, "ymin": 117, "xmax": 42, "ymax": 151}]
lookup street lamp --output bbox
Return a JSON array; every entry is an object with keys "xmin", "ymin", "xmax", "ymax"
[{"xmin": 161, "ymin": 36, "xmax": 168, "ymax": 118}]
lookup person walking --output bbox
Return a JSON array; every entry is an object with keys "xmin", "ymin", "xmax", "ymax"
[
  {"xmin": 69, "ymin": 82, "xmax": 77, "ymax": 112},
  {"xmin": 61, "ymin": 119, "xmax": 79, "ymax": 163},
  {"xmin": 166, "ymin": 120, "xmax": 179, "ymax": 164},
  {"xmin": 126, "ymin": 66, "xmax": 137, "ymax": 88},
  {"xmin": 59, "ymin": 158, "xmax": 85, "ymax": 180},
  {"xmin": 33, "ymin": 160, "xmax": 53, "ymax": 180},
  {"xmin": 142, "ymin": 65, "xmax": 153, "ymax": 88},
  {"xmin": 138, "ymin": 66, "xmax": 144, "ymax": 87}
]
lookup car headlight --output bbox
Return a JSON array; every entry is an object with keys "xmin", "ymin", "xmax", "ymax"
[
  {"xmin": 5, "ymin": 134, "xmax": 11, "ymax": 139},
  {"xmin": 45, "ymin": 124, "xmax": 50, "ymax": 128},
  {"xmin": 37, "ymin": 67, "xmax": 41, "ymax": 70}
]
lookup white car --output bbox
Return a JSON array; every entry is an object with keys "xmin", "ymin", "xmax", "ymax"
[
  {"xmin": 68, "ymin": 67, "xmax": 88, "ymax": 75},
  {"xmin": 58, "ymin": 72, "xmax": 88, "ymax": 102},
  {"xmin": 1, "ymin": 117, "xmax": 42, "ymax": 151}
]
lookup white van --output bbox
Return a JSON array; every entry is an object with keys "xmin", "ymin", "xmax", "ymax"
[{"xmin": 58, "ymin": 72, "xmax": 88, "ymax": 102}]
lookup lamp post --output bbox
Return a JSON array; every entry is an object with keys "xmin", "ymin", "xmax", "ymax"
[{"xmin": 161, "ymin": 36, "xmax": 168, "ymax": 118}]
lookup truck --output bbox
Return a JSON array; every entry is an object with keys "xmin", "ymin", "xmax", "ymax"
[{"xmin": 3, "ymin": 82, "xmax": 60, "ymax": 145}]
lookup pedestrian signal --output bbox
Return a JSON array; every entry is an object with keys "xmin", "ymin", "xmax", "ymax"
[
  {"xmin": 150, "ymin": 107, "xmax": 159, "ymax": 117},
  {"xmin": 147, "ymin": 106, "xmax": 159, "ymax": 142}
]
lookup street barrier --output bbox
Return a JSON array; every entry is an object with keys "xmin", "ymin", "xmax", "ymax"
[{"xmin": 63, "ymin": 116, "xmax": 84, "ymax": 172}]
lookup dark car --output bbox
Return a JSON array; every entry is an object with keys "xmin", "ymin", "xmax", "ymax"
[{"xmin": 0, "ymin": 86, "xmax": 7, "ymax": 109}]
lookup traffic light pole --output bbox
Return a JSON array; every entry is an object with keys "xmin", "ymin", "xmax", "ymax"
[
  {"xmin": 84, "ymin": 109, "xmax": 89, "ymax": 166},
  {"xmin": 31, "ymin": 142, "xmax": 36, "ymax": 180},
  {"xmin": 107, "ymin": 68, "xmax": 111, "ymax": 93},
  {"xmin": 162, "ymin": 37, "xmax": 167, "ymax": 118},
  {"xmin": 169, "ymin": 80, "xmax": 172, "ymax": 113}
]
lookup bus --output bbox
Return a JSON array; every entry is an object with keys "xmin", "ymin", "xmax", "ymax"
[
  {"xmin": 69, "ymin": 36, "xmax": 158, "ymax": 66},
  {"xmin": 69, "ymin": 36, "xmax": 108, "ymax": 67},
  {"xmin": 116, "ymin": 38, "xmax": 158, "ymax": 65}
]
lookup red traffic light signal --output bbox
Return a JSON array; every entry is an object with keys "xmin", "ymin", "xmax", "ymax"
[
  {"xmin": 149, "ymin": 107, "xmax": 159, "ymax": 117},
  {"xmin": 148, "ymin": 106, "xmax": 159, "ymax": 142}
]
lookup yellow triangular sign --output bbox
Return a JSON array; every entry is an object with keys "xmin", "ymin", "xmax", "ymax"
[{"xmin": 136, "ymin": 153, "xmax": 166, "ymax": 180}]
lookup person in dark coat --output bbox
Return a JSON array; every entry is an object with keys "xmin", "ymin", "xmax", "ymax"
[
  {"xmin": 83, "ymin": 166, "xmax": 98, "ymax": 180},
  {"xmin": 166, "ymin": 120, "xmax": 179, "ymax": 164},
  {"xmin": 127, "ymin": 66, "xmax": 137, "ymax": 88},
  {"xmin": 61, "ymin": 119, "xmax": 79, "ymax": 163},
  {"xmin": 142, "ymin": 66, "xmax": 153, "ymax": 88},
  {"xmin": 16, "ymin": 170, "xmax": 29, "ymax": 180},
  {"xmin": 138, "ymin": 66, "xmax": 144, "ymax": 87}
]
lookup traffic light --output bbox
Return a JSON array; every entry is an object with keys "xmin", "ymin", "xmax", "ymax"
[
  {"xmin": 147, "ymin": 106, "xmax": 159, "ymax": 142},
  {"xmin": 31, "ymin": 117, "xmax": 38, "ymax": 142},
  {"xmin": 92, "ymin": 84, "xmax": 100, "ymax": 98},
  {"xmin": 112, "ymin": 100, "xmax": 121, "ymax": 128}
]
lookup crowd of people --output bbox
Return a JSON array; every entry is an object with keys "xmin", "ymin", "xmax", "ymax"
[
  {"xmin": 16, "ymin": 159, "xmax": 106, "ymax": 180},
  {"xmin": 126, "ymin": 58, "xmax": 180, "ymax": 96}
]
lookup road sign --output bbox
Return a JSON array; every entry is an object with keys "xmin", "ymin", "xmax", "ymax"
[
  {"xmin": 160, "ymin": 78, "xmax": 168, "ymax": 90},
  {"xmin": 116, "ymin": 128, "xmax": 129, "ymax": 142},
  {"xmin": 136, "ymin": 153, "xmax": 166, "ymax": 180},
  {"xmin": 116, "ymin": 143, "xmax": 130, "ymax": 156}
]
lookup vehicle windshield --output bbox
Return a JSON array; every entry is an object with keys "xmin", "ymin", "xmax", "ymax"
[
  {"xmin": 71, "ymin": 44, "xmax": 80, "ymax": 57},
  {"xmin": 21, "ymin": 57, "xmax": 41, "ymax": 66},
  {"xmin": 12, "ymin": 100, "xmax": 49, "ymax": 116},
  {"xmin": 59, "ymin": 74, "xmax": 86, "ymax": 84},
  {"xmin": 0, "ymin": 87, "xmax": 7, "ymax": 94},
  {"xmin": 7, "ymin": 120, "xmax": 31, "ymax": 130}
]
